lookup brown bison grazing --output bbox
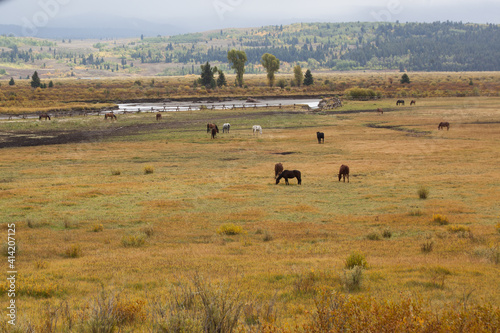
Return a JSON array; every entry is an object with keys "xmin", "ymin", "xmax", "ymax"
[
  {"xmin": 410, "ymin": 100, "xmax": 416, "ymax": 105},
  {"xmin": 104, "ymin": 113, "xmax": 117, "ymax": 120},
  {"xmin": 438, "ymin": 122, "xmax": 450, "ymax": 130},
  {"xmin": 376, "ymin": 108, "xmax": 383, "ymax": 114},
  {"xmin": 274, "ymin": 163, "xmax": 284, "ymax": 179},
  {"xmin": 276, "ymin": 170, "xmax": 301, "ymax": 185},
  {"xmin": 338, "ymin": 164, "xmax": 350, "ymax": 183},
  {"xmin": 39, "ymin": 114, "xmax": 51, "ymax": 120},
  {"xmin": 156, "ymin": 113, "xmax": 162, "ymax": 121}
]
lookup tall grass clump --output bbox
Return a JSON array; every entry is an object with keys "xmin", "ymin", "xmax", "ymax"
[
  {"xmin": 91, "ymin": 224, "xmax": 104, "ymax": 232},
  {"xmin": 344, "ymin": 87, "xmax": 380, "ymax": 100},
  {"xmin": 150, "ymin": 275, "xmax": 243, "ymax": 333},
  {"xmin": 65, "ymin": 244, "xmax": 82, "ymax": 258},
  {"xmin": 341, "ymin": 266, "xmax": 364, "ymax": 292},
  {"xmin": 143, "ymin": 165, "xmax": 154, "ymax": 174},
  {"xmin": 217, "ymin": 223, "xmax": 244, "ymax": 236},
  {"xmin": 344, "ymin": 251, "xmax": 367, "ymax": 269},
  {"xmin": 121, "ymin": 233, "xmax": 146, "ymax": 247},
  {"xmin": 306, "ymin": 291, "xmax": 500, "ymax": 332},
  {"xmin": 111, "ymin": 169, "xmax": 121, "ymax": 176},
  {"xmin": 79, "ymin": 290, "xmax": 119, "ymax": 333},
  {"xmin": 433, "ymin": 214, "xmax": 449, "ymax": 225},
  {"xmin": 421, "ymin": 241, "xmax": 434, "ymax": 253},
  {"xmin": 418, "ymin": 186, "xmax": 429, "ymax": 199}
]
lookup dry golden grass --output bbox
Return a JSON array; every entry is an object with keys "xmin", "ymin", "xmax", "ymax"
[{"xmin": 0, "ymin": 95, "xmax": 499, "ymax": 330}]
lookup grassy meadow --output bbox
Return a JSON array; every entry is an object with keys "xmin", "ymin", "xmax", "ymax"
[{"xmin": 1, "ymin": 96, "xmax": 500, "ymax": 331}]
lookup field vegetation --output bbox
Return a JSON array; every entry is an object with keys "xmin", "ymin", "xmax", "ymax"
[
  {"xmin": 2, "ymin": 71, "xmax": 500, "ymax": 115},
  {"xmin": 0, "ymin": 87, "xmax": 499, "ymax": 331}
]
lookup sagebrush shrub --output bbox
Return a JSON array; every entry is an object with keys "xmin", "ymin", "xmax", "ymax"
[
  {"xmin": 433, "ymin": 214, "xmax": 449, "ymax": 225},
  {"xmin": 421, "ymin": 241, "xmax": 434, "ymax": 253},
  {"xmin": 121, "ymin": 233, "xmax": 146, "ymax": 247},
  {"xmin": 366, "ymin": 232, "xmax": 381, "ymax": 241},
  {"xmin": 65, "ymin": 244, "xmax": 82, "ymax": 258},
  {"xmin": 341, "ymin": 266, "xmax": 364, "ymax": 292},
  {"xmin": 418, "ymin": 187, "xmax": 429, "ymax": 199},
  {"xmin": 143, "ymin": 166, "xmax": 154, "ymax": 174},
  {"xmin": 344, "ymin": 251, "xmax": 367, "ymax": 269},
  {"xmin": 92, "ymin": 224, "xmax": 104, "ymax": 232}
]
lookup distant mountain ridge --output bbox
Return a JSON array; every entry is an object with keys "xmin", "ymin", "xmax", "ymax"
[
  {"xmin": 0, "ymin": 14, "xmax": 182, "ymax": 39},
  {"xmin": 1, "ymin": 21, "xmax": 499, "ymax": 74}
]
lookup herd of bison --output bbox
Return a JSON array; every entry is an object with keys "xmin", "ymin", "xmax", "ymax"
[{"xmin": 33, "ymin": 99, "xmax": 451, "ymax": 185}]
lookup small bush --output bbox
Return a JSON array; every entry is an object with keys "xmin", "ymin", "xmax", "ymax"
[
  {"xmin": 3, "ymin": 242, "xmax": 18, "ymax": 257},
  {"xmin": 111, "ymin": 169, "xmax": 121, "ymax": 176},
  {"xmin": 341, "ymin": 266, "xmax": 364, "ymax": 292},
  {"xmin": 114, "ymin": 298, "xmax": 146, "ymax": 324},
  {"xmin": 418, "ymin": 187, "xmax": 429, "ymax": 199},
  {"xmin": 294, "ymin": 270, "xmax": 317, "ymax": 294},
  {"xmin": 448, "ymin": 225, "xmax": 470, "ymax": 233},
  {"xmin": 143, "ymin": 165, "xmax": 154, "ymax": 174},
  {"xmin": 421, "ymin": 241, "xmax": 434, "ymax": 253},
  {"xmin": 433, "ymin": 214, "xmax": 449, "ymax": 225},
  {"xmin": 91, "ymin": 224, "xmax": 104, "ymax": 232},
  {"xmin": 344, "ymin": 251, "xmax": 367, "ymax": 269},
  {"xmin": 65, "ymin": 244, "xmax": 82, "ymax": 258},
  {"xmin": 366, "ymin": 232, "xmax": 381, "ymax": 241},
  {"xmin": 217, "ymin": 223, "xmax": 244, "ymax": 236},
  {"xmin": 263, "ymin": 232, "xmax": 273, "ymax": 242},
  {"xmin": 121, "ymin": 233, "xmax": 146, "ymax": 247},
  {"xmin": 382, "ymin": 229, "xmax": 392, "ymax": 238},
  {"xmin": 141, "ymin": 224, "xmax": 154, "ymax": 237},
  {"xmin": 35, "ymin": 259, "xmax": 49, "ymax": 269}
]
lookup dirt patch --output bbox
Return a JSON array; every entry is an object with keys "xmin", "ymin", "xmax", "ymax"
[
  {"xmin": 0, "ymin": 110, "xmax": 304, "ymax": 148},
  {"xmin": 364, "ymin": 123, "xmax": 431, "ymax": 136}
]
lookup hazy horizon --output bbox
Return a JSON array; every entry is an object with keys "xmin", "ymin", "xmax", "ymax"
[{"xmin": 1, "ymin": 0, "xmax": 499, "ymax": 37}]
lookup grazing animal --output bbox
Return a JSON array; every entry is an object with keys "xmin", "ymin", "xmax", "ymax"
[
  {"xmin": 207, "ymin": 123, "xmax": 218, "ymax": 133},
  {"xmin": 316, "ymin": 132, "xmax": 324, "ymax": 144},
  {"xmin": 338, "ymin": 164, "xmax": 350, "ymax": 183},
  {"xmin": 410, "ymin": 100, "xmax": 416, "ymax": 105},
  {"xmin": 104, "ymin": 113, "xmax": 117, "ymax": 120},
  {"xmin": 156, "ymin": 113, "xmax": 162, "ymax": 121},
  {"xmin": 39, "ymin": 114, "xmax": 51, "ymax": 120},
  {"xmin": 396, "ymin": 100, "xmax": 405, "ymax": 106},
  {"xmin": 252, "ymin": 125, "xmax": 262, "ymax": 135},
  {"xmin": 211, "ymin": 127, "xmax": 218, "ymax": 139},
  {"xmin": 376, "ymin": 108, "xmax": 384, "ymax": 114},
  {"xmin": 274, "ymin": 163, "xmax": 284, "ymax": 179},
  {"xmin": 438, "ymin": 122, "xmax": 450, "ymax": 130},
  {"xmin": 276, "ymin": 170, "xmax": 302, "ymax": 185},
  {"xmin": 223, "ymin": 123, "xmax": 230, "ymax": 133}
]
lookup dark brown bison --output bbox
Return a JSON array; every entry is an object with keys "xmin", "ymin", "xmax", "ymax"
[
  {"xmin": 438, "ymin": 122, "xmax": 450, "ymax": 130},
  {"xmin": 338, "ymin": 164, "xmax": 349, "ymax": 183},
  {"xmin": 274, "ymin": 163, "xmax": 284, "ymax": 179},
  {"xmin": 276, "ymin": 170, "xmax": 301, "ymax": 185}
]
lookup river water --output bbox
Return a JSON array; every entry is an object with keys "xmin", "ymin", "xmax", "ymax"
[
  {"xmin": 0, "ymin": 98, "xmax": 321, "ymax": 120},
  {"xmin": 118, "ymin": 98, "xmax": 320, "ymax": 113}
]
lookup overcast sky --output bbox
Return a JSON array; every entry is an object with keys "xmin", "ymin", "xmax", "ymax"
[{"xmin": 0, "ymin": 0, "xmax": 499, "ymax": 34}]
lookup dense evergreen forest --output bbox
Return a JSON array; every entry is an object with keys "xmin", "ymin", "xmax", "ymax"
[{"xmin": 1, "ymin": 21, "xmax": 499, "ymax": 76}]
